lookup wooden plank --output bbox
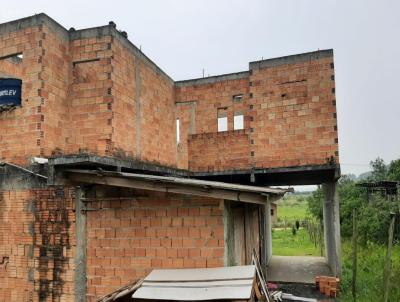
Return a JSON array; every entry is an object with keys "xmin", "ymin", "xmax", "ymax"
[
  {"xmin": 245, "ymin": 205, "xmax": 260, "ymax": 264},
  {"xmin": 144, "ymin": 266, "xmax": 256, "ymax": 282},
  {"xmin": 233, "ymin": 206, "xmax": 246, "ymax": 266},
  {"xmin": 67, "ymin": 172, "xmax": 269, "ymax": 204},
  {"xmin": 132, "ymin": 286, "xmax": 253, "ymax": 301}
]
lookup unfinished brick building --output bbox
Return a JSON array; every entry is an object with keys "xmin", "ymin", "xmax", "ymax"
[{"xmin": 0, "ymin": 14, "xmax": 341, "ymax": 302}]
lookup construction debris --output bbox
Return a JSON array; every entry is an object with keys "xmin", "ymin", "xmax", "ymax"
[{"xmin": 281, "ymin": 293, "xmax": 317, "ymax": 302}]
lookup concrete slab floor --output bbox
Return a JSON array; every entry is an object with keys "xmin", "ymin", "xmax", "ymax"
[{"xmin": 267, "ymin": 256, "xmax": 333, "ymax": 284}]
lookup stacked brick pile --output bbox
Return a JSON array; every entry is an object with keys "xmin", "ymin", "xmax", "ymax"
[{"xmin": 316, "ymin": 275, "xmax": 340, "ymax": 297}]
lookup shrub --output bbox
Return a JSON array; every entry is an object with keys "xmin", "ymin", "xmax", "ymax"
[{"xmin": 292, "ymin": 225, "xmax": 297, "ymax": 236}]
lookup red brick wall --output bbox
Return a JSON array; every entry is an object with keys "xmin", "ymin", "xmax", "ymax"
[
  {"xmin": 0, "ymin": 19, "xmax": 178, "ymax": 168},
  {"xmin": 67, "ymin": 36, "xmax": 114, "ymax": 156},
  {"xmin": 0, "ymin": 25, "xmax": 44, "ymax": 164},
  {"xmin": 175, "ymin": 76, "xmax": 250, "ymax": 169},
  {"xmin": 38, "ymin": 27, "xmax": 71, "ymax": 157},
  {"xmin": 176, "ymin": 52, "xmax": 339, "ymax": 172},
  {"xmin": 85, "ymin": 192, "xmax": 224, "ymax": 301},
  {"xmin": 248, "ymin": 56, "xmax": 338, "ymax": 169},
  {"xmin": 188, "ymin": 130, "xmax": 250, "ymax": 172},
  {"xmin": 0, "ymin": 187, "xmax": 76, "ymax": 301},
  {"xmin": 112, "ymin": 38, "xmax": 177, "ymax": 166}
]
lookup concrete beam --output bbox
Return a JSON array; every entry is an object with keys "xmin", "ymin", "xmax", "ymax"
[
  {"xmin": 135, "ymin": 57, "xmax": 142, "ymax": 158},
  {"xmin": 322, "ymin": 181, "xmax": 342, "ymax": 276},
  {"xmin": 249, "ymin": 49, "xmax": 333, "ymax": 70},
  {"xmin": 193, "ymin": 164, "xmax": 341, "ymax": 186},
  {"xmin": 175, "ymin": 71, "xmax": 249, "ymax": 87},
  {"xmin": 48, "ymin": 154, "xmax": 189, "ymax": 181}
]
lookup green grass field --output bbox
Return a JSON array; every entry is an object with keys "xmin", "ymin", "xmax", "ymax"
[
  {"xmin": 272, "ymin": 228, "xmax": 322, "ymax": 256},
  {"xmin": 278, "ymin": 205, "xmax": 308, "ymax": 222},
  {"xmin": 275, "ymin": 193, "xmax": 310, "ymax": 226}
]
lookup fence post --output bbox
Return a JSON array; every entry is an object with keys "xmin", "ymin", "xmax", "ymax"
[
  {"xmin": 383, "ymin": 214, "xmax": 396, "ymax": 302},
  {"xmin": 352, "ymin": 209, "xmax": 358, "ymax": 301}
]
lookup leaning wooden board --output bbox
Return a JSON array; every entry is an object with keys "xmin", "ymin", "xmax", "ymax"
[{"xmin": 132, "ymin": 265, "xmax": 256, "ymax": 301}]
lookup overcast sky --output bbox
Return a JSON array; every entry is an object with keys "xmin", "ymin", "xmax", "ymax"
[{"xmin": 1, "ymin": 0, "xmax": 399, "ymax": 176}]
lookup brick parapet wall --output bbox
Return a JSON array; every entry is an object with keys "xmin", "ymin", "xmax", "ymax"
[
  {"xmin": 178, "ymin": 51, "xmax": 339, "ymax": 172},
  {"xmin": 248, "ymin": 55, "xmax": 339, "ymax": 168},
  {"xmin": 175, "ymin": 77, "xmax": 250, "ymax": 169},
  {"xmin": 85, "ymin": 192, "xmax": 224, "ymax": 301},
  {"xmin": 188, "ymin": 130, "xmax": 250, "ymax": 172}
]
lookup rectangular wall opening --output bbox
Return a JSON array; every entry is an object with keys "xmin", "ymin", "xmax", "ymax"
[
  {"xmin": 233, "ymin": 94, "xmax": 243, "ymax": 102},
  {"xmin": 0, "ymin": 53, "xmax": 23, "ymax": 64},
  {"xmin": 217, "ymin": 109, "xmax": 228, "ymax": 132},
  {"xmin": 176, "ymin": 118, "xmax": 180, "ymax": 144},
  {"xmin": 234, "ymin": 113, "xmax": 244, "ymax": 130}
]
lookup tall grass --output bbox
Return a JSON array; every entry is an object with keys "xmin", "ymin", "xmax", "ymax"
[{"xmin": 340, "ymin": 241, "xmax": 400, "ymax": 301}]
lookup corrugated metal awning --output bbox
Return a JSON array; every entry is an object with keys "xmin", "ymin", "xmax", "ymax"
[{"xmin": 65, "ymin": 169, "xmax": 289, "ymax": 204}]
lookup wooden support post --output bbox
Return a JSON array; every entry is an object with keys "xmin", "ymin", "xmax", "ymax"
[
  {"xmin": 319, "ymin": 222, "xmax": 324, "ymax": 257},
  {"xmin": 351, "ymin": 209, "xmax": 358, "ymax": 302},
  {"xmin": 383, "ymin": 214, "xmax": 395, "ymax": 302}
]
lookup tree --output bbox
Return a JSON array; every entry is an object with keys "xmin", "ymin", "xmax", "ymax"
[
  {"xmin": 307, "ymin": 186, "xmax": 323, "ymax": 222},
  {"xmin": 306, "ymin": 175, "xmax": 364, "ymax": 239},
  {"xmin": 387, "ymin": 159, "xmax": 400, "ymax": 181},
  {"xmin": 306, "ymin": 164, "xmax": 399, "ymax": 244},
  {"xmin": 369, "ymin": 157, "xmax": 388, "ymax": 181}
]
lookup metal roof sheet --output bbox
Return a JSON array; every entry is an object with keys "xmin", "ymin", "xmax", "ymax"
[
  {"xmin": 132, "ymin": 266, "xmax": 256, "ymax": 301},
  {"xmin": 66, "ymin": 169, "xmax": 289, "ymax": 195}
]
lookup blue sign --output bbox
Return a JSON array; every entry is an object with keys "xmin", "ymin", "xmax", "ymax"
[{"xmin": 0, "ymin": 78, "xmax": 22, "ymax": 106}]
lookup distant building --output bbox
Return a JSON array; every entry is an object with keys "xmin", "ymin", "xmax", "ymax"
[{"xmin": 358, "ymin": 180, "xmax": 399, "ymax": 202}]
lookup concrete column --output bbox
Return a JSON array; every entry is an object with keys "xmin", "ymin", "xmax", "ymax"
[
  {"xmin": 74, "ymin": 187, "xmax": 87, "ymax": 302},
  {"xmin": 322, "ymin": 182, "xmax": 342, "ymax": 276}
]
